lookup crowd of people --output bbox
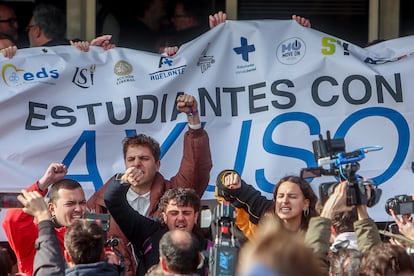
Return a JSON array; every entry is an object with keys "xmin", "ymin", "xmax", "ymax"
[{"xmin": 2, "ymin": 1, "xmax": 414, "ymax": 276}]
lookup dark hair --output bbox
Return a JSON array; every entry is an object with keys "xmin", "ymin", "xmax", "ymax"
[
  {"xmin": 159, "ymin": 187, "xmax": 200, "ymax": 218},
  {"xmin": 360, "ymin": 243, "xmax": 414, "ymax": 275},
  {"xmin": 122, "ymin": 134, "xmax": 161, "ymax": 161},
  {"xmin": 0, "ymin": 246, "xmax": 14, "ymax": 275},
  {"xmin": 32, "ymin": 4, "xmax": 66, "ymax": 41},
  {"xmin": 0, "ymin": 32, "xmax": 13, "ymax": 41},
  {"xmin": 64, "ymin": 220, "xmax": 105, "ymax": 264},
  {"xmin": 332, "ymin": 209, "xmax": 358, "ymax": 234},
  {"xmin": 49, "ymin": 179, "xmax": 83, "ymax": 204},
  {"xmin": 272, "ymin": 175, "xmax": 319, "ymax": 231},
  {"xmin": 159, "ymin": 230, "xmax": 200, "ymax": 274}
]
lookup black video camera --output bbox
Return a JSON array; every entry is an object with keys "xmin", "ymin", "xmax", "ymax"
[
  {"xmin": 300, "ymin": 131, "xmax": 382, "ymax": 207},
  {"xmin": 209, "ymin": 170, "xmax": 240, "ymax": 276},
  {"xmin": 385, "ymin": 195, "xmax": 414, "ymax": 215}
]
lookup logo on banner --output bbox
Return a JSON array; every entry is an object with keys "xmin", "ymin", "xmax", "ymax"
[
  {"xmin": 1, "ymin": 64, "xmax": 60, "ymax": 87},
  {"xmin": 197, "ymin": 43, "xmax": 215, "ymax": 73},
  {"xmin": 72, "ymin": 64, "xmax": 96, "ymax": 89},
  {"xmin": 149, "ymin": 56, "xmax": 186, "ymax": 81},
  {"xmin": 233, "ymin": 37, "xmax": 255, "ymax": 62},
  {"xmin": 276, "ymin": 37, "xmax": 306, "ymax": 65},
  {"xmin": 114, "ymin": 60, "xmax": 135, "ymax": 85},
  {"xmin": 233, "ymin": 37, "xmax": 256, "ymax": 74}
]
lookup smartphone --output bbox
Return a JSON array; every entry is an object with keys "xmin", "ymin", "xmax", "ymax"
[{"xmin": 0, "ymin": 192, "xmax": 23, "ymax": 208}]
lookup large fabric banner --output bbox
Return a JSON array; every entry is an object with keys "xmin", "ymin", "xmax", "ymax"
[{"xmin": 1, "ymin": 20, "xmax": 413, "ymax": 227}]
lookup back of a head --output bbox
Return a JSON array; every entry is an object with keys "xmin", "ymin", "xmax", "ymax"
[
  {"xmin": 329, "ymin": 248, "xmax": 362, "ymax": 276},
  {"xmin": 32, "ymin": 4, "xmax": 66, "ymax": 41},
  {"xmin": 237, "ymin": 215, "xmax": 323, "ymax": 276},
  {"xmin": 332, "ymin": 209, "xmax": 358, "ymax": 234},
  {"xmin": 159, "ymin": 230, "xmax": 200, "ymax": 274},
  {"xmin": 360, "ymin": 242, "xmax": 414, "ymax": 276},
  {"xmin": 64, "ymin": 220, "xmax": 105, "ymax": 265}
]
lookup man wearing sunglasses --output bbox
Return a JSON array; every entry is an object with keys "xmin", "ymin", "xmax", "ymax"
[{"xmin": 0, "ymin": 3, "xmax": 18, "ymax": 43}]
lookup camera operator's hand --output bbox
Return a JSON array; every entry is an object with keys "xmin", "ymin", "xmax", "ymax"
[
  {"xmin": 18, "ymin": 190, "xmax": 51, "ymax": 222},
  {"xmin": 390, "ymin": 209, "xmax": 414, "ymax": 241},
  {"xmin": 222, "ymin": 172, "xmax": 241, "ymax": 190},
  {"xmin": 320, "ymin": 181, "xmax": 354, "ymax": 219}
]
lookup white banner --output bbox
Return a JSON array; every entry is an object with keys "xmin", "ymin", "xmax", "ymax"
[{"xmin": 1, "ymin": 20, "xmax": 414, "ymax": 230}]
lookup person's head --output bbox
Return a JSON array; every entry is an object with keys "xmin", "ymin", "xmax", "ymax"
[
  {"xmin": 159, "ymin": 187, "xmax": 200, "ymax": 232},
  {"xmin": 159, "ymin": 230, "xmax": 200, "ymax": 274},
  {"xmin": 171, "ymin": 0, "xmax": 204, "ymax": 31},
  {"xmin": 122, "ymin": 134, "xmax": 161, "ymax": 186},
  {"xmin": 48, "ymin": 179, "xmax": 86, "ymax": 227},
  {"xmin": 135, "ymin": 0, "xmax": 165, "ymax": 22},
  {"xmin": 237, "ymin": 215, "xmax": 323, "ymax": 276},
  {"xmin": 360, "ymin": 242, "xmax": 414, "ymax": 276},
  {"xmin": 27, "ymin": 4, "xmax": 66, "ymax": 47},
  {"xmin": 64, "ymin": 219, "xmax": 105, "ymax": 265},
  {"xmin": 0, "ymin": 32, "xmax": 14, "ymax": 49},
  {"xmin": 272, "ymin": 175, "xmax": 318, "ymax": 232},
  {"xmin": 0, "ymin": 4, "xmax": 18, "ymax": 42},
  {"xmin": 331, "ymin": 209, "xmax": 357, "ymax": 236},
  {"xmin": 329, "ymin": 248, "xmax": 362, "ymax": 276}
]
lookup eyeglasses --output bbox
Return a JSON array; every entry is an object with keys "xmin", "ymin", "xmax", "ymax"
[
  {"xmin": 0, "ymin": 18, "xmax": 18, "ymax": 24},
  {"xmin": 25, "ymin": 24, "xmax": 36, "ymax": 32}
]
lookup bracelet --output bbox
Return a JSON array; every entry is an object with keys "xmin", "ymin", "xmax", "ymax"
[
  {"xmin": 188, "ymin": 123, "xmax": 202, "ymax": 130},
  {"xmin": 187, "ymin": 106, "xmax": 198, "ymax": 117}
]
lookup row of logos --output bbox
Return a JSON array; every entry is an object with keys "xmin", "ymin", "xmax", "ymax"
[{"xmin": 1, "ymin": 36, "xmax": 342, "ymax": 89}]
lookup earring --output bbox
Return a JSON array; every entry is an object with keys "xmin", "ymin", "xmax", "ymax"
[{"xmin": 303, "ymin": 207, "xmax": 310, "ymax": 218}]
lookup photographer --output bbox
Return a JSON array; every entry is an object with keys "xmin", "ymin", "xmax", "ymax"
[
  {"xmin": 388, "ymin": 195, "xmax": 414, "ymax": 241},
  {"xmin": 304, "ymin": 180, "xmax": 381, "ymax": 274}
]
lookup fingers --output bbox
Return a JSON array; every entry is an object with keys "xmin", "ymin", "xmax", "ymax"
[
  {"xmin": 176, "ymin": 94, "xmax": 198, "ymax": 115},
  {"xmin": 223, "ymin": 173, "xmax": 240, "ymax": 189},
  {"xmin": 292, "ymin": 14, "xmax": 311, "ymax": 28},
  {"xmin": 162, "ymin": 46, "xmax": 179, "ymax": 56},
  {"xmin": 209, "ymin": 11, "xmax": 226, "ymax": 29},
  {"xmin": 70, "ymin": 40, "xmax": 90, "ymax": 52},
  {"xmin": 123, "ymin": 167, "xmax": 143, "ymax": 186},
  {"xmin": 90, "ymin": 35, "xmax": 116, "ymax": 50},
  {"xmin": 49, "ymin": 163, "xmax": 67, "ymax": 175},
  {"xmin": 90, "ymin": 34, "xmax": 112, "ymax": 45},
  {"xmin": 0, "ymin": 45, "xmax": 17, "ymax": 59}
]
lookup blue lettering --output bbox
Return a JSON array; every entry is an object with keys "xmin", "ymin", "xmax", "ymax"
[
  {"xmin": 62, "ymin": 130, "xmax": 103, "ymax": 190},
  {"xmin": 335, "ymin": 107, "xmax": 409, "ymax": 185},
  {"xmin": 257, "ymin": 112, "xmax": 320, "ymax": 193}
]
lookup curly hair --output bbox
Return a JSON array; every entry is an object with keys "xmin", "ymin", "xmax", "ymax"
[{"xmin": 122, "ymin": 134, "xmax": 161, "ymax": 161}]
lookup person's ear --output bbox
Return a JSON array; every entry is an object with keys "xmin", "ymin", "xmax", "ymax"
[
  {"xmin": 162, "ymin": 212, "xmax": 167, "ymax": 223},
  {"xmin": 48, "ymin": 202, "xmax": 55, "ymax": 216}
]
